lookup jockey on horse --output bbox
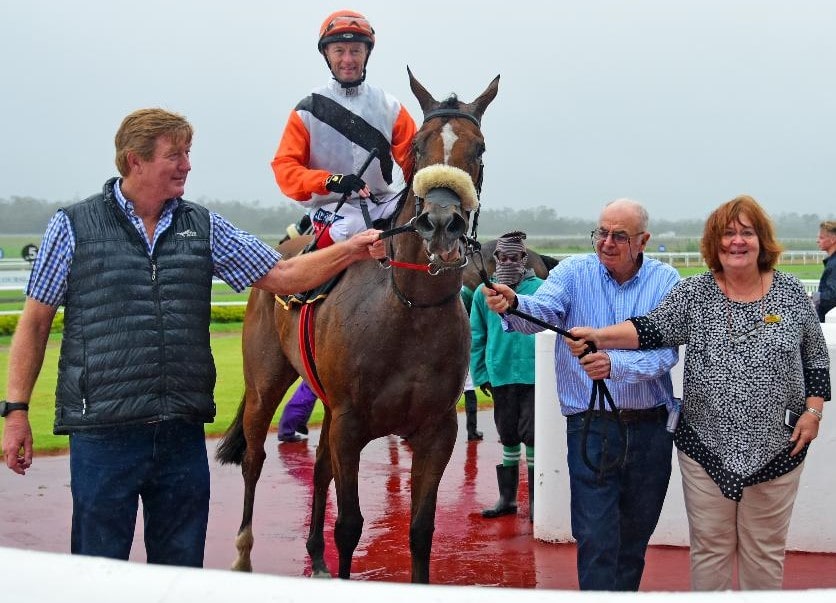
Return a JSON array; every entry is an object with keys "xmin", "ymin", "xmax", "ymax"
[{"xmin": 271, "ymin": 9, "xmax": 417, "ymax": 249}]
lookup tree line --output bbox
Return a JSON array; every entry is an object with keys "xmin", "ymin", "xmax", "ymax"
[{"xmin": 1, "ymin": 195, "xmax": 830, "ymax": 240}]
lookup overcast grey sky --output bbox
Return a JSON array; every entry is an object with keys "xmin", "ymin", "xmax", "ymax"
[{"xmin": 1, "ymin": 1, "xmax": 834, "ymax": 221}]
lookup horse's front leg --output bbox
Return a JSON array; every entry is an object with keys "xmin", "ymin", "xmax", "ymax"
[
  {"xmin": 407, "ymin": 410, "xmax": 458, "ymax": 583},
  {"xmin": 306, "ymin": 412, "xmax": 334, "ymax": 577},
  {"xmin": 330, "ymin": 422, "xmax": 365, "ymax": 580}
]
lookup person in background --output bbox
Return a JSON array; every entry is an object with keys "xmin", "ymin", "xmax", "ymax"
[
  {"xmin": 470, "ymin": 231, "xmax": 543, "ymax": 522},
  {"xmin": 1, "ymin": 108, "xmax": 383, "ymax": 567},
  {"xmin": 277, "ymin": 380, "xmax": 317, "ymax": 443},
  {"xmin": 567, "ymin": 195, "xmax": 830, "ymax": 591},
  {"xmin": 482, "ymin": 200, "xmax": 680, "ymax": 590},
  {"xmin": 816, "ymin": 220, "xmax": 836, "ymax": 322},
  {"xmin": 271, "ymin": 9, "xmax": 416, "ymax": 248},
  {"xmin": 462, "ymin": 372, "xmax": 483, "ymax": 442},
  {"xmin": 460, "ymin": 285, "xmax": 483, "ymax": 441}
]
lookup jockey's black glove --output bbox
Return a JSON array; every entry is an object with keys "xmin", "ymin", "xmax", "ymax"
[
  {"xmin": 325, "ymin": 173, "xmax": 366, "ymax": 194},
  {"xmin": 479, "ymin": 382, "xmax": 493, "ymax": 398}
]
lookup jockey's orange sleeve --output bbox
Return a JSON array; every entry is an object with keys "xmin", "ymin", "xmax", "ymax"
[
  {"xmin": 271, "ymin": 111, "xmax": 330, "ymax": 202},
  {"xmin": 391, "ymin": 105, "xmax": 417, "ymax": 182}
]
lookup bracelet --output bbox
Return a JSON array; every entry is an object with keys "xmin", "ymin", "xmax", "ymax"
[{"xmin": 805, "ymin": 407, "xmax": 823, "ymax": 421}]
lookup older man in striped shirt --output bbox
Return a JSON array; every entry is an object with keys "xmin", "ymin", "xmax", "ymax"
[{"xmin": 482, "ymin": 198, "xmax": 680, "ymax": 591}]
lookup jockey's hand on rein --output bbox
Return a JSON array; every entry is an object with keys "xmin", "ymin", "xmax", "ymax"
[
  {"xmin": 480, "ymin": 382, "xmax": 493, "ymax": 398},
  {"xmin": 325, "ymin": 173, "xmax": 366, "ymax": 194}
]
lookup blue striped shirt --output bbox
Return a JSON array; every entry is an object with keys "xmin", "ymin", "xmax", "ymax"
[
  {"xmin": 504, "ymin": 253, "xmax": 680, "ymax": 416},
  {"xmin": 26, "ymin": 179, "xmax": 281, "ymax": 306}
]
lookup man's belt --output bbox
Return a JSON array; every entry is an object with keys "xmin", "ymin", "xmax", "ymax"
[{"xmin": 580, "ymin": 405, "xmax": 668, "ymax": 424}]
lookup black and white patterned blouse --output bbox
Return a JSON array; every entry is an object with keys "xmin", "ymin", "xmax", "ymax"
[{"xmin": 631, "ymin": 270, "xmax": 831, "ymax": 501}]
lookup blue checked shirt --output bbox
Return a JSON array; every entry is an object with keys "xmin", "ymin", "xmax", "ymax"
[
  {"xmin": 26, "ymin": 179, "xmax": 281, "ymax": 306},
  {"xmin": 503, "ymin": 253, "xmax": 680, "ymax": 416}
]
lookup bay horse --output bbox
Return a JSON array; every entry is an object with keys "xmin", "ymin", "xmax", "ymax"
[{"xmin": 215, "ymin": 68, "xmax": 499, "ymax": 583}]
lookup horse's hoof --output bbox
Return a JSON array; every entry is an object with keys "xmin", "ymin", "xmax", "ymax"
[{"xmin": 311, "ymin": 569, "xmax": 332, "ymax": 579}]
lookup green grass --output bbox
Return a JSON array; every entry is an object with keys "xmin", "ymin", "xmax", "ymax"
[
  {"xmin": 0, "ymin": 234, "xmax": 44, "ymax": 261},
  {"xmin": 0, "ymin": 327, "xmax": 306, "ymax": 454},
  {"xmin": 0, "ymin": 326, "xmax": 482, "ymax": 456},
  {"xmin": 677, "ymin": 263, "xmax": 823, "ymax": 279}
]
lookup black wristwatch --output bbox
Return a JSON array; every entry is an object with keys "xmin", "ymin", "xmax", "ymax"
[{"xmin": 0, "ymin": 401, "xmax": 29, "ymax": 417}]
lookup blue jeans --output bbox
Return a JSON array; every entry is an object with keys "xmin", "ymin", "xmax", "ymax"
[
  {"xmin": 566, "ymin": 411, "xmax": 673, "ymax": 591},
  {"xmin": 69, "ymin": 419, "xmax": 209, "ymax": 566}
]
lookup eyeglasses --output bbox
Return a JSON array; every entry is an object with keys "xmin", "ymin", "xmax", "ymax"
[
  {"xmin": 494, "ymin": 253, "xmax": 525, "ymax": 264},
  {"xmin": 730, "ymin": 320, "xmax": 765, "ymax": 344},
  {"xmin": 590, "ymin": 229, "xmax": 644, "ymax": 245}
]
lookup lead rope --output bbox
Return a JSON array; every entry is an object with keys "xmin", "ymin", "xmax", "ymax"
[{"xmin": 471, "ymin": 251, "xmax": 626, "ymax": 476}]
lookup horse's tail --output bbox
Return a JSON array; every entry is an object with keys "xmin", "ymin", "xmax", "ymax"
[{"xmin": 215, "ymin": 394, "xmax": 247, "ymax": 465}]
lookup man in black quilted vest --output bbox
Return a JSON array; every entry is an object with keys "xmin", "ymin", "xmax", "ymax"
[{"xmin": 1, "ymin": 107, "xmax": 383, "ymax": 567}]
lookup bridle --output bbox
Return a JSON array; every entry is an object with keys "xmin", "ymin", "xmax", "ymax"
[{"xmin": 375, "ymin": 108, "xmax": 485, "ymax": 307}]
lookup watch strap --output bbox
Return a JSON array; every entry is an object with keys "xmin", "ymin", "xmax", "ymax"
[{"xmin": 0, "ymin": 401, "xmax": 30, "ymax": 417}]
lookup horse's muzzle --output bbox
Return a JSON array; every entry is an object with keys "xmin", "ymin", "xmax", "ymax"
[{"xmin": 415, "ymin": 188, "xmax": 468, "ymax": 238}]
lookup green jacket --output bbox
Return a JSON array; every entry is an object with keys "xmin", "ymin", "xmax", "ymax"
[{"xmin": 469, "ymin": 273, "xmax": 543, "ymax": 388}]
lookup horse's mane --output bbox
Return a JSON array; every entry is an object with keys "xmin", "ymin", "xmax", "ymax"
[{"xmin": 440, "ymin": 94, "xmax": 459, "ymax": 108}]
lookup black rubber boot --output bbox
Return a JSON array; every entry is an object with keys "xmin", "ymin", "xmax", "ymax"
[
  {"xmin": 528, "ymin": 465, "xmax": 535, "ymax": 523},
  {"xmin": 464, "ymin": 390, "xmax": 483, "ymax": 441},
  {"xmin": 482, "ymin": 464, "xmax": 519, "ymax": 518}
]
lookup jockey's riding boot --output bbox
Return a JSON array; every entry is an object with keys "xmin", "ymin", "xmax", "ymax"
[
  {"xmin": 464, "ymin": 390, "xmax": 483, "ymax": 441},
  {"xmin": 482, "ymin": 464, "xmax": 519, "ymax": 518},
  {"xmin": 528, "ymin": 465, "xmax": 535, "ymax": 523},
  {"xmin": 280, "ymin": 214, "xmax": 313, "ymax": 244}
]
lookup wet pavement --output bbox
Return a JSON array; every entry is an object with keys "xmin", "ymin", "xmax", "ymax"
[{"xmin": 2, "ymin": 409, "xmax": 835, "ymax": 590}]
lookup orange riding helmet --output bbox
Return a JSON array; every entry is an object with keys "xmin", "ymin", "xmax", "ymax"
[{"xmin": 317, "ymin": 10, "xmax": 376, "ymax": 53}]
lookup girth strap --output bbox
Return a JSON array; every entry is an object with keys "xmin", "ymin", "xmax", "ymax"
[{"xmin": 299, "ymin": 304, "xmax": 329, "ymax": 406}]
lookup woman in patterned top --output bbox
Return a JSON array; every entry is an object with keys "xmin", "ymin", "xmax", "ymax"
[{"xmin": 568, "ymin": 195, "xmax": 830, "ymax": 591}]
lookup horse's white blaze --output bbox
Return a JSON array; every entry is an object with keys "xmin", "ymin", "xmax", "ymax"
[{"xmin": 440, "ymin": 122, "xmax": 458, "ymax": 164}]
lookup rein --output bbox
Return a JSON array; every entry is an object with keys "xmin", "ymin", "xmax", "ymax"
[{"xmin": 470, "ymin": 249, "xmax": 626, "ymax": 475}]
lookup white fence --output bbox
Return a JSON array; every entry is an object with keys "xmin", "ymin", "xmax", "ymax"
[{"xmin": 1, "ymin": 546, "xmax": 834, "ymax": 601}]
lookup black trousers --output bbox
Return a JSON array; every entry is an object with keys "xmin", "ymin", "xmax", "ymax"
[{"xmin": 491, "ymin": 383, "xmax": 535, "ymax": 447}]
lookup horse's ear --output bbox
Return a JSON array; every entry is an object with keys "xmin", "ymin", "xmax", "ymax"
[
  {"xmin": 469, "ymin": 75, "xmax": 500, "ymax": 122},
  {"xmin": 407, "ymin": 66, "xmax": 438, "ymax": 113}
]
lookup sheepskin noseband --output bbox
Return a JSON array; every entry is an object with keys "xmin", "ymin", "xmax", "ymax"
[{"xmin": 412, "ymin": 164, "xmax": 478, "ymax": 212}]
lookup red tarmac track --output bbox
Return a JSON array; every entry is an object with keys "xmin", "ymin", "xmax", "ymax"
[{"xmin": 2, "ymin": 409, "xmax": 835, "ymax": 590}]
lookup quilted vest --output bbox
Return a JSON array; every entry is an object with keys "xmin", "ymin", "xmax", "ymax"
[{"xmin": 54, "ymin": 179, "xmax": 216, "ymax": 433}]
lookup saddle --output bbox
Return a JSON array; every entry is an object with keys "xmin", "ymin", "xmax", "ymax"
[{"xmin": 274, "ymin": 272, "xmax": 343, "ymax": 311}]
